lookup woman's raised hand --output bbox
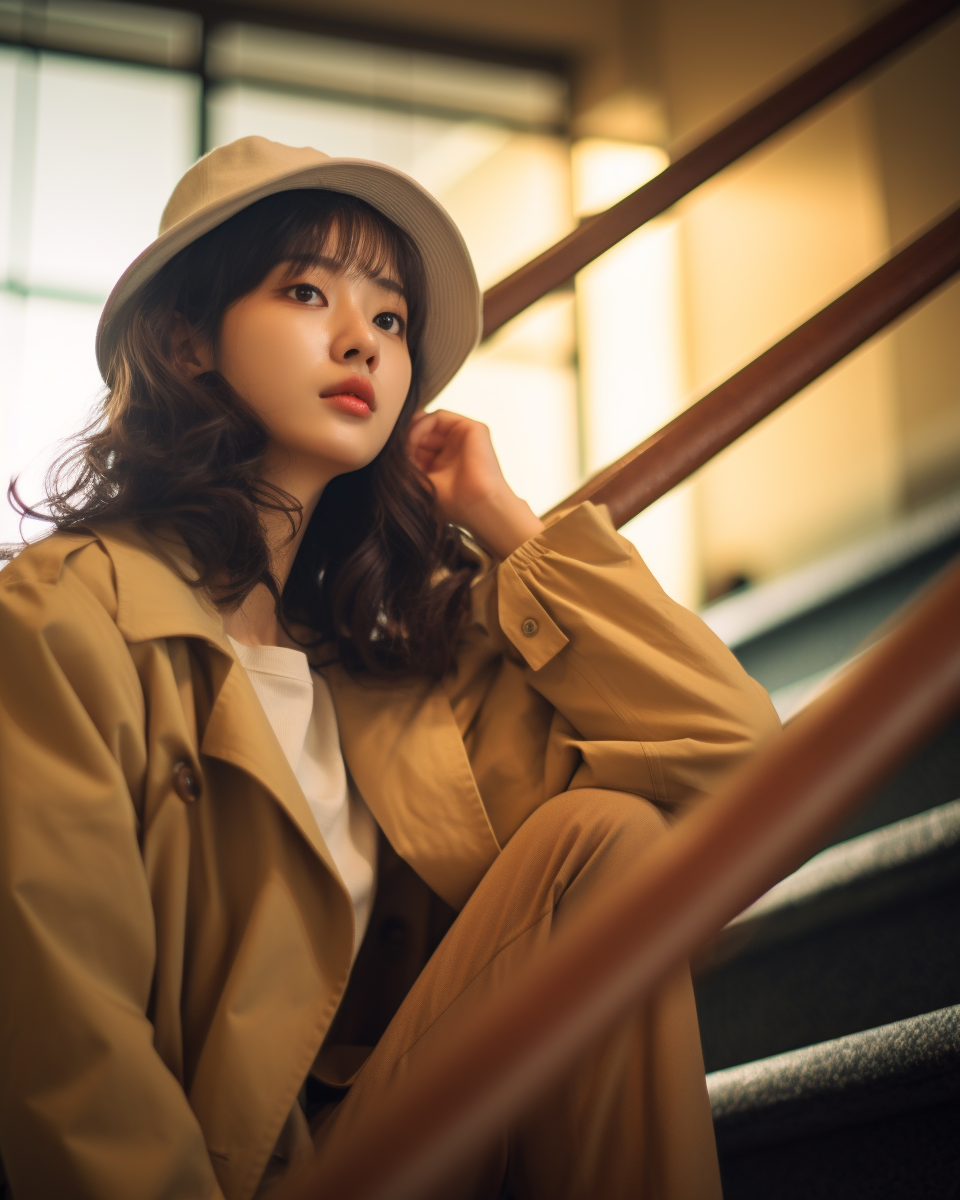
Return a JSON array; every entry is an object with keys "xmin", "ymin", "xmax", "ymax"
[{"xmin": 407, "ymin": 409, "xmax": 544, "ymax": 560}]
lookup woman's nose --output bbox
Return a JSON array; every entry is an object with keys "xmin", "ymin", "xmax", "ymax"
[{"xmin": 330, "ymin": 307, "xmax": 379, "ymax": 371}]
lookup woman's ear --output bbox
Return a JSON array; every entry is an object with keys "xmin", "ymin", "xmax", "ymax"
[{"xmin": 171, "ymin": 314, "xmax": 214, "ymax": 379}]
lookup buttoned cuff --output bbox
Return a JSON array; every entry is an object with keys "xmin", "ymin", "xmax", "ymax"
[
  {"xmin": 496, "ymin": 501, "xmax": 621, "ymax": 670},
  {"xmin": 497, "ymin": 556, "xmax": 570, "ymax": 670}
]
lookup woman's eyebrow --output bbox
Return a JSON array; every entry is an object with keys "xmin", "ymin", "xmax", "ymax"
[
  {"xmin": 373, "ymin": 275, "xmax": 405, "ymax": 298},
  {"xmin": 292, "ymin": 255, "xmax": 404, "ymax": 298}
]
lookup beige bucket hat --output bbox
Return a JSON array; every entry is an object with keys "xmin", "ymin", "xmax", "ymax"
[{"xmin": 95, "ymin": 136, "xmax": 482, "ymax": 404}]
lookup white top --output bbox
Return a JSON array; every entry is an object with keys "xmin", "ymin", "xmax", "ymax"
[{"xmin": 228, "ymin": 637, "xmax": 377, "ymax": 959}]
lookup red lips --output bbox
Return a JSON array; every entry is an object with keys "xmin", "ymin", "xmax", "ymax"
[{"xmin": 320, "ymin": 375, "xmax": 376, "ymax": 412}]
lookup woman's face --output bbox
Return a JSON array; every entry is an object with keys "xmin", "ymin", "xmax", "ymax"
[{"xmin": 212, "ymin": 251, "xmax": 413, "ymax": 490}]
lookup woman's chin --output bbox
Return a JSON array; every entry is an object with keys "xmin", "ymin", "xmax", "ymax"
[{"xmin": 272, "ymin": 438, "xmax": 385, "ymax": 480}]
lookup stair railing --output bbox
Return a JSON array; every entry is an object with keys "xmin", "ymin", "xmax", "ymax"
[
  {"xmin": 271, "ymin": 3, "xmax": 960, "ymax": 1197},
  {"xmin": 552, "ymin": 203, "xmax": 960, "ymax": 528},
  {"xmin": 482, "ymin": 0, "xmax": 959, "ymax": 338}
]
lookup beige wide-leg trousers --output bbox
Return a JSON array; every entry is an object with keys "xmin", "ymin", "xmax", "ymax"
[{"xmin": 311, "ymin": 788, "xmax": 722, "ymax": 1200}]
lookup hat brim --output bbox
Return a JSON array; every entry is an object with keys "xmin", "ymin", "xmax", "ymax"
[{"xmin": 95, "ymin": 158, "xmax": 482, "ymax": 405}]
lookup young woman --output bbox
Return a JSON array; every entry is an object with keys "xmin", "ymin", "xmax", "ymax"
[{"xmin": 0, "ymin": 136, "xmax": 779, "ymax": 1200}]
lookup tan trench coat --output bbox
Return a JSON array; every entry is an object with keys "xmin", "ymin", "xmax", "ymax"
[{"xmin": 0, "ymin": 502, "xmax": 779, "ymax": 1200}]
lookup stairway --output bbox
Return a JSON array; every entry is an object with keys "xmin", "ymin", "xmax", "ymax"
[{"xmin": 695, "ymin": 492, "xmax": 960, "ymax": 1198}]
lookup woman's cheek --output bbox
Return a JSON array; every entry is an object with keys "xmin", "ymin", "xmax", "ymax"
[
  {"xmin": 223, "ymin": 310, "xmax": 307, "ymax": 418},
  {"xmin": 217, "ymin": 309, "xmax": 265, "ymax": 405},
  {"xmin": 382, "ymin": 344, "xmax": 413, "ymax": 418}
]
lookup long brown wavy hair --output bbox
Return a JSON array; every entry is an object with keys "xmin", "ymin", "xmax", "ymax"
[{"xmin": 8, "ymin": 189, "xmax": 479, "ymax": 679}]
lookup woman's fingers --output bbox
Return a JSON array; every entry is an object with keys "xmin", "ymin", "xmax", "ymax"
[
  {"xmin": 406, "ymin": 413, "xmax": 440, "ymax": 471},
  {"xmin": 407, "ymin": 410, "xmax": 473, "ymax": 468},
  {"xmin": 407, "ymin": 411, "xmax": 449, "ymax": 455}
]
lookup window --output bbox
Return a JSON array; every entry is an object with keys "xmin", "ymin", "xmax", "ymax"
[
  {"xmin": 0, "ymin": 3, "xmax": 201, "ymax": 543},
  {"xmin": 0, "ymin": 1, "xmax": 577, "ymax": 544}
]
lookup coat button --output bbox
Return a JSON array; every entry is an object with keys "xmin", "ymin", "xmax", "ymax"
[
  {"xmin": 173, "ymin": 760, "xmax": 201, "ymax": 803},
  {"xmin": 521, "ymin": 617, "xmax": 540, "ymax": 637}
]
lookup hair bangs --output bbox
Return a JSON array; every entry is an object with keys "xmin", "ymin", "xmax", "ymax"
[{"xmin": 281, "ymin": 196, "xmax": 407, "ymax": 287}]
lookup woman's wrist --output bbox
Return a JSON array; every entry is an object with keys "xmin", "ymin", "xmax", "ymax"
[{"xmin": 462, "ymin": 486, "xmax": 545, "ymax": 560}]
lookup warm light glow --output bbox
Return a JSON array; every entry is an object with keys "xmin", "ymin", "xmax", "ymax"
[
  {"xmin": 572, "ymin": 139, "xmax": 699, "ymax": 609},
  {"xmin": 571, "ymin": 139, "xmax": 668, "ymax": 219},
  {"xmin": 429, "ymin": 133, "xmax": 578, "ymax": 515}
]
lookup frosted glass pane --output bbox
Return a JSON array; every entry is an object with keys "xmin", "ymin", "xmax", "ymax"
[
  {"xmin": 207, "ymin": 24, "xmax": 566, "ymax": 127},
  {"xmin": 0, "ymin": 47, "xmax": 18, "ymax": 282},
  {"xmin": 0, "ymin": 1, "xmax": 202, "ymax": 68},
  {"xmin": 25, "ymin": 52, "xmax": 199, "ymax": 296},
  {"xmin": 0, "ymin": 294, "xmax": 103, "ymax": 544}
]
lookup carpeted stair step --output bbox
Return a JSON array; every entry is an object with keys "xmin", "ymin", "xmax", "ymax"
[
  {"xmin": 709, "ymin": 1004, "xmax": 960, "ymax": 1200},
  {"xmin": 695, "ymin": 799, "xmax": 960, "ymax": 1071}
]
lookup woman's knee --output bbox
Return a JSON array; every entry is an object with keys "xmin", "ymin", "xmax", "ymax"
[
  {"xmin": 509, "ymin": 787, "xmax": 670, "ymax": 875},
  {"xmin": 538, "ymin": 786, "xmax": 667, "ymax": 838},
  {"xmin": 498, "ymin": 789, "xmax": 671, "ymax": 928}
]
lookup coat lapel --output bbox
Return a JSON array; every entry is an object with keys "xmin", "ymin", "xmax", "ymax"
[
  {"xmin": 95, "ymin": 525, "xmax": 346, "ymax": 886},
  {"xmin": 324, "ymin": 665, "xmax": 501, "ymax": 910},
  {"xmin": 198, "ymin": 653, "xmax": 345, "ymax": 882}
]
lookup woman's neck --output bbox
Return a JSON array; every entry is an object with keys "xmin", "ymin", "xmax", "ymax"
[
  {"xmin": 220, "ymin": 457, "xmax": 326, "ymax": 648},
  {"xmin": 221, "ymin": 583, "xmax": 292, "ymax": 649}
]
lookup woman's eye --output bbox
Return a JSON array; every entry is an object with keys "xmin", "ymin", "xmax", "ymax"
[
  {"xmin": 289, "ymin": 284, "xmax": 323, "ymax": 305},
  {"xmin": 373, "ymin": 312, "xmax": 403, "ymax": 334}
]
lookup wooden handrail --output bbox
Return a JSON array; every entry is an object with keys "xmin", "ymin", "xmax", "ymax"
[
  {"xmin": 549, "ymin": 203, "xmax": 960, "ymax": 527},
  {"xmin": 277, "ymin": 553, "xmax": 960, "ymax": 1200},
  {"xmin": 481, "ymin": 0, "xmax": 960, "ymax": 339}
]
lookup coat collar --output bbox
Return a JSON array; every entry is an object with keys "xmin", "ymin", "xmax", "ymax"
[
  {"xmin": 91, "ymin": 524, "xmax": 501, "ymax": 909},
  {"xmin": 93, "ymin": 523, "xmax": 225, "ymax": 647},
  {"xmin": 89, "ymin": 525, "xmax": 346, "ymax": 884}
]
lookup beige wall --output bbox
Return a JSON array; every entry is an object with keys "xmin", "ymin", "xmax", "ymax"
[{"xmin": 860, "ymin": 9, "xmax": 960, "ymax": 508}]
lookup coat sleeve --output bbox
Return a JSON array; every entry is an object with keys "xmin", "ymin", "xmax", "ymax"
[
  {"xmin": 454, "ymin": 502, "xmax": 781, "ymax": 843},
  {"xmin": 0, "ymin": 547, "xmax": 223, "ymax": 1200}
]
